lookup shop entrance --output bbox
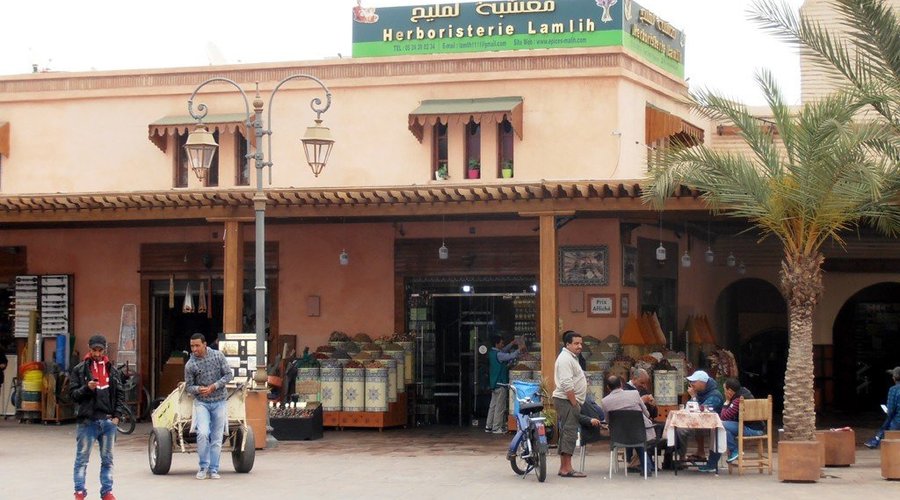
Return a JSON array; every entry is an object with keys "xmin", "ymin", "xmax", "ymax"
[
  {"xmin": 716, "ymin": 278, "xmax": 788, "ymax": 414},
  {"xmin": 833, "ymin": 282, "xmax": 900, "ymax": 413},
  {"xmin": 407, "ymin": 277, "xmax": 537, "ymax": 427},
  {"xmin": 149, "ymin": 279, "xmax": 223, "ymax": 398}
]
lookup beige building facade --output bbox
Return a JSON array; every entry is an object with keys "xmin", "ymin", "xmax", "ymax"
[{"xmin": 0, "ymin": 0, "xmax": 896, "ymax": 422}]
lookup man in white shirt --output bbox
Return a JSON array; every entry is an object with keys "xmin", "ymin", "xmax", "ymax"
[{"xmin": 552, "ymin": 330, "xmax": 588, "ymax": 478}]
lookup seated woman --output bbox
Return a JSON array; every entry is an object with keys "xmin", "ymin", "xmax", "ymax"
[{"xmin": 718, "ymin": 378, "xmax": 764, "ymax": 464}]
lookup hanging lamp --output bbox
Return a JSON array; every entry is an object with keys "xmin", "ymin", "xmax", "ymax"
[
  {"xmin": 656, "ymin": 212, "xmax": 666, "ymax": 262},
  {"xmin": 439, "ymin": 215, "xmax": 449, "ymax": 260},
  {"xmin": 339, "ymin": 218, "xmax": 350, "ymax": 265}
]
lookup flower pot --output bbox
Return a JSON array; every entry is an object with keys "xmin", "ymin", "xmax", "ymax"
[
  {"xmin": 815, "ymin": 429, "xmax": 855, "ymax": 466},
  {"xmin": 778, "ymin": 440, "xmax": 822, "ymax": 482},
  {"xmin": 501, "ymin": 168, "xmax": 513, "ymax": 178},
  {"xmin": 467, "ymin": 169, "xmax": 480, "ymax": 179}
]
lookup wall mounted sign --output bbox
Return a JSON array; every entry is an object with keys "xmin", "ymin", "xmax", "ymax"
[
  {"xmin": 587, "ymin": 293, "xmax": 615, "ymax": 317},
  {"xmin": 352, "ymin": 0, "xmax": 685, "ymax": 77}
]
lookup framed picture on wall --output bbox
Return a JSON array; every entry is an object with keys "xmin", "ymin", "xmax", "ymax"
[
  {"xmin": 558, "ymin": 245, "xmax": 609, "ymax": 286},
  {"xmin": 587, "ymin": 293, "xmax": 615, "ymax": 317},
  {"xmin": 622, "ymin": 245, "xmax": 638, "ymax": 287},
  {"xmin": 620, "ymin": 293, "xmax": 630, "ymax": 317}
]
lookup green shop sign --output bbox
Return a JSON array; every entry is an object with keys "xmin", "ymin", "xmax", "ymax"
[{"xmin": 351, "ymin": 0, "xmax": 685, "ymax": 77}]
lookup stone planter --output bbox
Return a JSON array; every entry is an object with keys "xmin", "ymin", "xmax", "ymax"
[
  {"xmin": 778, "ymin": 440, "xmax": 823, "ymax": 482},
  {"xmin": 815, "ymin": 429, "xmax": 855, "ymax": 466},
  {"xmin": 881, "ymin": 439, "xmax": 900, "ymax": 480}
]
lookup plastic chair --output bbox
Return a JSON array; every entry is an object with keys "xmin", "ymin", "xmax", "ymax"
[
  {"xmin": 728, "ymin": 395, "xmax": 773, "ymax": 475},
  {"xmin": 608, "ymin": 410, "xmax": 659, "ymax": 479}
]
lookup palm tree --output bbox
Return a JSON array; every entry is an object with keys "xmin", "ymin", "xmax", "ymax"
[
  {"xmin": 642, "ymin": 69, "xmax": 900, "ymax": 441},
  {"xmin": 752, "ymin": 0, "xmax": 899, "ymax": 134}
]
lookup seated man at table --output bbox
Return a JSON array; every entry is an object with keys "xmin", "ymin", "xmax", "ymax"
[
  {"xmin": 602, "ymin": 375, "xmax": 657, "ymax": 472},
  {"xmin": 677, "ymin": 370, "xmax": 724, "ymax": 472},
  {"xmin": 625, "ymin": 367, "xmax": 658, "ymax": 419},
  {"xmin": 718, "ymin": 377, "xmax": 764, "ymax": 464},
  {"xmin": 624, "ymin": 367, "xmax": 664, "ymax": 467}
]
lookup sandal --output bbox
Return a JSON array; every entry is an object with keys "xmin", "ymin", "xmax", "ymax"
[{"xmin": 558, "ymin": 470, "xmax": 587, "ymax": 478}]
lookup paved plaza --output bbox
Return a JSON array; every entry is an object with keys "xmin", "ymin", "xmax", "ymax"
[{"xmin": 2, "ymin": 419, "xmax": 899, "ymax": 499}]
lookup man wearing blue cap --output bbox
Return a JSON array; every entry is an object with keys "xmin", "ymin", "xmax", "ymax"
[
  {"xmin": 865, "ymin": 366, "xmax": 900, "ymax": 449},
  {"xmin": 677, "ymin": 370, "xmax": 724, "ymax": 472}
]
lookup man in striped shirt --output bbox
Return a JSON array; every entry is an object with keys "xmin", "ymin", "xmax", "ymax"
[{"xmin": 185, "ymin": 333, "xmax": 234, "ymax": 479}]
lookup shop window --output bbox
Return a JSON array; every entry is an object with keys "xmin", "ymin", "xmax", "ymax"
[
  {"xmin": 465, "ymin": 120, "xmax": 481, "ymax": 179},
  {"xmin": 175, "ymin": 131, "xmax": 219, "ymax": 188},
  {"xmin": 235, "ymin": 132, "xmax": 250, "ymax": 186},
  {"xmin": 432, "ymin": 122, "xmax": 448, "ymax": 180},
  {"xmin": 498, "ymin": 119, "xmax": 514, "ymax": 178}
]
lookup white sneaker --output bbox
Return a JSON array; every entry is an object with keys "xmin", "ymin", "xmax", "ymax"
[
  {"xmin": 196, "ymin": 469, "xmax": 208, "ymax": 480},
  {"xmin": 209, "ymin": 471, "xmax": 221, "ymax": 480}
]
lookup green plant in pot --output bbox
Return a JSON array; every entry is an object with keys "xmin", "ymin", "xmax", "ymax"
[
  {"xmin": 501, "ymin": 159, "xmax": 514, "ymax": 179},
  {"xmin": 435, "ymin": 161, "xmax": 448, "ymax": 180},
  {"xmin": 467, "ymin": 158, "xmax": 481, "ymax": 179}
]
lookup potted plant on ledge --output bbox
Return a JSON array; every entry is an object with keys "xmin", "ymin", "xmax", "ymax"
[
  {"xmin": 435, "ymin": 161, "xmax": 448, "ymax": 180},
  {"xmin": 467, "ymin": 158, "xmax": 481, "ymax": 179},
  {"xmin": 501, "ymin": 159, "xmax": 514, "ymax": 179}
]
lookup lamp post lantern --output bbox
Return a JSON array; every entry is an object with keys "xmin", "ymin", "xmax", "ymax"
[{"xmin": 185, "ymin": 75, "xmax": 334, "ymax": 387}]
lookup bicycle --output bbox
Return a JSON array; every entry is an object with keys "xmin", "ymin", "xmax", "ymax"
[
  {"xmin": 117, "ymin": 362, "xmax": 150, "ymax": 435},
  {"xmin": 501, "ymin": 381, "xmax": 549, "ymax": 482}
]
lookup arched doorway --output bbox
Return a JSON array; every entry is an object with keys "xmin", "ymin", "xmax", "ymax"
[
  {"xmin": 832, "ymin": 282, "xmax": 900, "ymax": 412},
  {"xmin": 715, "ymin": 278, "xmax": 787, "ymax": 413}
]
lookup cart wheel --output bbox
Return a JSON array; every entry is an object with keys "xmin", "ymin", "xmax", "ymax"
[
  {"xmin": 149, "ymin": 427, "xmax": 173, "ymax": 475},
  {"xmin": 231, "ymin": 425, "xmax": 255, "ymax": 473}
]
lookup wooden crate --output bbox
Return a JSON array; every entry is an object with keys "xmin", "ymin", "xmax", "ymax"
[
  {"xmin": 323, "ymin": 411, "xmax": 340, "ymax": 428},
  {"xmin": 334, "ymin": 393, "xmax": 408, "ymax": 430}
]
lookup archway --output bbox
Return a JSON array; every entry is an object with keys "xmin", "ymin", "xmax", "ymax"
[
  {"xmin": 715, "ymin": 278, "xmax": 787, "ymax": 413},
  {"xmin": 832, "ymin": 282, "xmax": 900, "ymax": 412}
]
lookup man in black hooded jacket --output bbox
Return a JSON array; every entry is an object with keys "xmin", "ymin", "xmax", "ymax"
[{"xmin": 69, "ymin": 334, "xmax": 126, "ymax": 500}]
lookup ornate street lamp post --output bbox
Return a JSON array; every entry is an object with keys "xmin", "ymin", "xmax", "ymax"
[{"xmin": 185, "ymin": 75, "xmax": 334, "ymax": 387}]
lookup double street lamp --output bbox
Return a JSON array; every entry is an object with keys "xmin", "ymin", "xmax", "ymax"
[{"xmin": 185, "ymin": 75, "xmax": 335, "ymax": 386}]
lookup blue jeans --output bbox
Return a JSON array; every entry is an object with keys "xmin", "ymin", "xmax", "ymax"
[
  {"xmin": 194, "ymin": 399, "xmax": 227, "ymax": 473},
  {"xmin": 74, "ymin": 419, "xmax": 117, "ymax": 496},
  {"xmin": 723, "ymin": 420, "xmax": 764, "ymax": 453}
]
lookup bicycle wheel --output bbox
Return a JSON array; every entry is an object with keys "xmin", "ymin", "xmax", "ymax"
[
  {"xmin": 509, "ymin": 438, "xmax": 529, "ymax": 476},
  {"xmin": 117, "ymin": 405, "xmax": 136, "ymax": 435},
  {"xmin": 533, "ymin": 445, "xmax": 547, "ymax": 482},
  {"xmin": 139, "ymin": 385, "xmax": 152, "ymax": 421}
]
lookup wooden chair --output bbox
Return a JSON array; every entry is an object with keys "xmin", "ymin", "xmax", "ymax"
[{"xmin": 728, "ymin": 395, "xmax": 773, "ymax": 475}]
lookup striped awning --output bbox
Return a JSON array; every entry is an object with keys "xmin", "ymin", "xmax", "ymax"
[
  {"xmin": 408, "ymin": 97, "xmax": 523, "ymax": 142},
  {"xmin": 645, "ymin": 105, "xmax": 704, "ymax": 147},
  {"xmin": 148, "ymin": 113, "xmax": 252, "ymax": 152}
]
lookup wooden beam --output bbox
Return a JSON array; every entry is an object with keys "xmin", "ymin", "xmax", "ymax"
[
  {"xmin": 539, "ymin": 214, "xmax": 559, "ymax": 393},
  {"xmin": 223, "ymin": 219, "xmax": 244, "ymax": 333}
]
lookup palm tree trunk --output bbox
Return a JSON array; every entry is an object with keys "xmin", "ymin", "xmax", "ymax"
[{"xmin": 779, "ymin": 252, "xmax": 824, "ymax": 442}]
